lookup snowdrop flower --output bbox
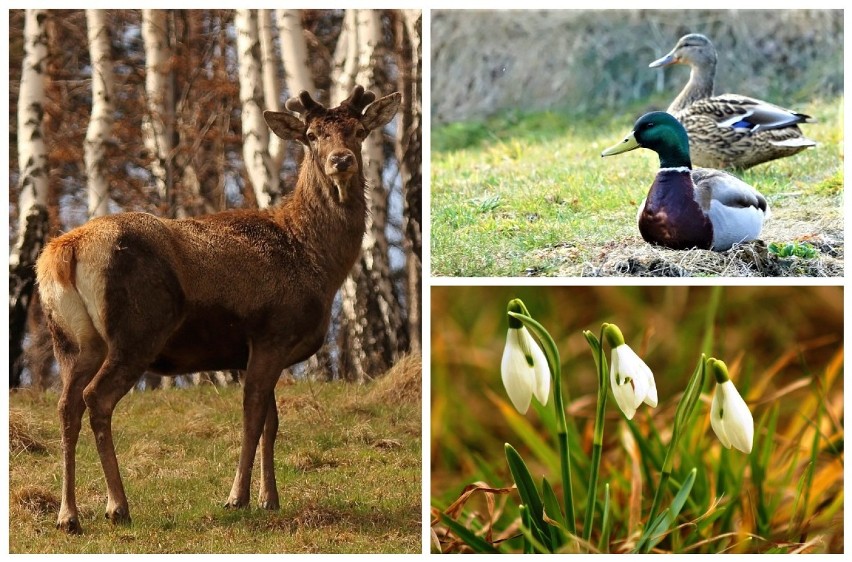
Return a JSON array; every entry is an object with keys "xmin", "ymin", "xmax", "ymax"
[
  {"xmin": 501, "ymin": 300, "xmax": 551, "ymax": 414},
  {"xmin": 708, "ymin": 358, "xmax": 754, "ymax": 454},
  {"xmin": 604, "ymin": 323, "xmax": 658, "ymax": 420}
]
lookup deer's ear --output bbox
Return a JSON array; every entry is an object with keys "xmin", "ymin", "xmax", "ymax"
[
  {"xmin": 264, "ymin": 110, "xmax": 306, "ymax": 143},
  {"xmin": 361, "ymin": 92, "xmax": 401, "ymax": 131}
]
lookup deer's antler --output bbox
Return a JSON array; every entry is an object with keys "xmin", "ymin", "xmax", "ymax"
[
  {"xmin": 342, "ymin": 85, "xmax": 377, "ymax": 115},
  {"xmin": 285, "ymin": 91, "xmax": 325, "ymax": 116}
]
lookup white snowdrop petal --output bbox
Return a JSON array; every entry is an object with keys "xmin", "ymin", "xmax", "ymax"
[
  {"xmin": 501, "ymin": 329, "xmax": 534, "ymax": 414},
  {"xmin": 524, "ymin": 329, "xmax": 551, "ymax": 406},
  {"xmin": 610, "ymin": 352, "xmax": 637, "ymax": 419},
  {"xmin": 710, "ymin": 388, "xmax": 732, "ymax": 449},
  {"xmin": 644, "ymin": 376, "xmax": 659, "ymax": 408},
  {"xmin": 610, "ymin": 344, "xmax": 657, "ymax": 417},
  {"xmin": 721, "ymin": 381, "xmax": 754, "ymax": 453}
]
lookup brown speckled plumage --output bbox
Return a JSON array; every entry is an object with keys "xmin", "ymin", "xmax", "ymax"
[{"xmin": 650, "ymin": 34, "xmax": 816, "ymax": 170}]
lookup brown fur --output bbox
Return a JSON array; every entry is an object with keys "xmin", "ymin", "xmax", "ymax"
[
  {"xmin": 36, "ymin": 86, "xmax": 401, "ymax": 534},
  {"xmin": 38, "ymin": 234, "xmax": 78, "ymax": 288}
]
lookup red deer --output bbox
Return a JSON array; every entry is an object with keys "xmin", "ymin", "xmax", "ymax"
[{"xmin": 35, "ymin": 85, "xmax": 401, "ymax": 534}]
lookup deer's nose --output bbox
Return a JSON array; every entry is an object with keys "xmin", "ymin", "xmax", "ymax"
[{"xmin": 329, "ymin": 151, "xmax": 355, "ymax": 173}]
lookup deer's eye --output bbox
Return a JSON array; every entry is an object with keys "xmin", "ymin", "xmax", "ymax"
[
  {"xmin": 355, "ymin": 126, "xmax": 368, "ymax": 139},
  {"xmin": 306, "ymin": 131, "xmax": 318, "ymax": 143}
]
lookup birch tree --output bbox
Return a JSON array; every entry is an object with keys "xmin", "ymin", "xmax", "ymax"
[
  {"xmin": 142, "ymin": 9, "xmax": 175, "ymax": 211},
  {"xmin": 235, "ymin": 9, "xmax": 277, "ymax": 208},
  {"xmin": 276, "ymin": 10, "xmax": 315, "ymax": 95},
  {"xmin": 397, "ymin": 10, "xmax": 422, "ymax": 354},
  {"xmin": 10, "ymin": 9, "xmax": 51, "ymax": 387},
  {"xmin": 331, "ymin": 10, "xmax": 359, "ymax": 105},
  {"xmin": 334, "ymin": 9, "xmax": 404, "ymax": 381},
  {"xmin": 268, "ymin": 9, "xmax": 318, "ymax": 176},
  {"xmin": 355, "ymin": 9, "xmax": 402, "ymax": 372},
  {"xmin": 85, "ymin": 9, "xmax": 114, "ymax": 218},
  {"xmin": 258, "ymin": 8, "xmax": 286, "ymax": 172}
]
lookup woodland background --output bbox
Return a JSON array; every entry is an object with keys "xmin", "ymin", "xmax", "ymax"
[{"xmin": 8, "ymin": 9, "xmax": 422, "ymax": 389}]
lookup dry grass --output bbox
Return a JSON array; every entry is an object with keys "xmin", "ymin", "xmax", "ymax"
[
  {"xmin": 432, "ymin": 10, "xmax": 842, "ymax": 123},
  {"xmin": 8, "ymin": 358, "xmax": 421, "ymax": 554},
  {"xmin": 361, "ymin": 353, "xmax": 422, "ymax": 406},
  {"xmin": 560, "ymin": 197, "xmax": 844, "ymax": 277},
  {"xmin": 543, "ymin": 200, "xmax": 843, "ymax": 277},
  {"xmin": 9, "ymin": 406, "xmax": 50, "ymax": 455}
]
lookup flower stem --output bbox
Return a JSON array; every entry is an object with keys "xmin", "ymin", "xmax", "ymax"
[
  {"xmin": 509, "ymin": 309, "xmax": 576, "ymax": 535},
  {"xmin": 647, "ymin": 354, "xmax": 706, "ymax": 526},
  {"xmin": 582, "ymin": 328, "xmax": 608, "ymax": 543},
  {"xmin": 646, "ymin": 452, "xmax": 672, "ymax": 529}
]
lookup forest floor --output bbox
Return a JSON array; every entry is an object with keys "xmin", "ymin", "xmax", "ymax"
[
  {"xmin": 8, "ymin": 355, "xmax": 421, "ymax": 554},
  {"xmin": 431, "ymin": 96, "xmax": 843, "ymax": 277}
]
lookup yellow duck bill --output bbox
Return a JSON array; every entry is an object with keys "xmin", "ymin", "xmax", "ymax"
[{"xmin": 601, "ymin": 131, "xmax": 640, "ymax": 157}]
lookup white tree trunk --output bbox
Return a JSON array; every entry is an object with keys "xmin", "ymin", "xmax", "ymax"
[
  {"xmin": 355, "ymin": 9, "xmax": 388, "ymax": 247},
  {"xmin": 399, "ymin": 10, "xmax": 422, "ymax": 354},
  {"xmin": 331, "ymin": 9, "xmax": 359, "ymax": 104},
  {"xmin": 11, "ymin": 9, "xmax": 51, "ymax": 387},
  {"xmin": 14, "ymin": 9, "xmax": 50, "ymax": 247},
  {"xmin": 356, "ymin": 10, "xmax": 399, "ymax": 360},
  {"xmin": 268, "ymin": 10, "xmax": 318, "ymax": 187},
  {"xmin": 276, "ymin": 10, "xmax": 316, "ymax": 95},
  {"xmin": 235, "ymin": 9, "xmax": 277, "ymax": 208},
  {"xmin": 258, "ymin": 9, "xmax": 285, "ymax": 170},
  {"xmin": 142, "ymin": 9, "xmax": 175, "ymax": 207},
  {"xmin": 258, "ymin": 9, "xmax": 281, "ymax": 114},
  {"xmin": 84, "ymin": 9, "xmax": 114, "ymax": 218},
  {"xmin": 335, "ymin": 10, "xmax": 402, "ymax": 381}
]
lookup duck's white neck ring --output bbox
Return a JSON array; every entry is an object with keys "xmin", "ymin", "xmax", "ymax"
[{"xmin": 658, "ymin": 166, "xmax": 691, "ymax": 174}]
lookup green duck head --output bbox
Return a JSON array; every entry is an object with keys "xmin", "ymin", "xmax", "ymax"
[{"xmin": 601, "ymin": 111, "xmax": 692, "ymax": 169}]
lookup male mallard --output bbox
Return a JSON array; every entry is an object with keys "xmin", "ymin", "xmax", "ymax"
[
  {"xmin": 601, "ymin": 111, "xmax": 770, "ymax": 251},
  {"xmin": 649, "ymin": 33, "xmax": 815, "ymax": 170}
]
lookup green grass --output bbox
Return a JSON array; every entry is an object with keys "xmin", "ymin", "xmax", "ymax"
[
  {"xmin": 9, "ymin": 361, "xmax": 421, "ymax": 554},
  {"xmin": 431, "ymin": 96, "xmax": 843, "ymax": 276}
]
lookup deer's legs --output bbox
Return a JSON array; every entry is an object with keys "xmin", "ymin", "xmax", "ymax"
[
  {"xmin": 83, "ymin": 356, "xmax": 145, "ymax": 525},
  {"xmin": 55, "ymin": 334, "xmax": 105, "ymax": 534},
  {"xmin": 226, "ymin": 347, "xmax": 281, "ymax": 509},
  {"xmin": 258, "ymin": 393, "xmax": 280, "ymax": 510}
]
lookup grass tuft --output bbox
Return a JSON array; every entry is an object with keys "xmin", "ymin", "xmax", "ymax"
[
  {"xmin": 9, "ymin": 406, "xmax": 50, "ymax": 455},
  {"xmin": 13, "ymin": 487, "xmax": 61, "ymax": 516}
]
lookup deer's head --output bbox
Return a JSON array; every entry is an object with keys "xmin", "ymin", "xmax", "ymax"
[{"xmin": 264, "ymin": 86, "xmax": 401, "ymax": 204}]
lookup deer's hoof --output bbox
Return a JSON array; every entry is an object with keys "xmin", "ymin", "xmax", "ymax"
[
  {"xmin": 259, "ymin": 498, "xmax": 280, "ymax": 511},
  {"xmin": 224, "ymin": 497, "xmax": 249, "ymax": 510},
  {"xmin": 57, "ymin": 516, "xmax": 83, "ymax": 535},
  {"xmin": 105, "ymin": 506, "xmax": 131, "ymax": 526}
]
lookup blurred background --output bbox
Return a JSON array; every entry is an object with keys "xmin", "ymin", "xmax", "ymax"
[
  {"xmin": 431, "ymin": 285, "xmax": 843, "ymax": 551},
  {"xmin": 431, "ymin": 9, "xmax": 842, "ymax": 124}
]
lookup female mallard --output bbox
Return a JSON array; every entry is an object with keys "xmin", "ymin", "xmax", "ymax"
[
  {"xmin": 649, "ymin": 33, "xmax": 815, "ymax": 170},
  {"xmin": 601, "ymin": 111, "xmax": 770, "ymax": 251}
]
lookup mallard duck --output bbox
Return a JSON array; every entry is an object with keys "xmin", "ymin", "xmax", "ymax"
[
  {"xmin": 649, "ymin": 33, "xmax": 815, "ymax": 170},
  {"xmin": 601, "ymin": 111, "xmax": 770, "ymax": 251}
]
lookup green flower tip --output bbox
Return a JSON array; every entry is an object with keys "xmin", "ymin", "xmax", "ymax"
[
  {"xmin": 602, "ymin": 323, "xmax": 625, "ymax": 348},
  {"xmin": 708, "ymin": 358, "xmax": 730, "ymax": 384},
  {"xmin": 506, "ymin": 299, "xmax": 527, "ymax": 329}
]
